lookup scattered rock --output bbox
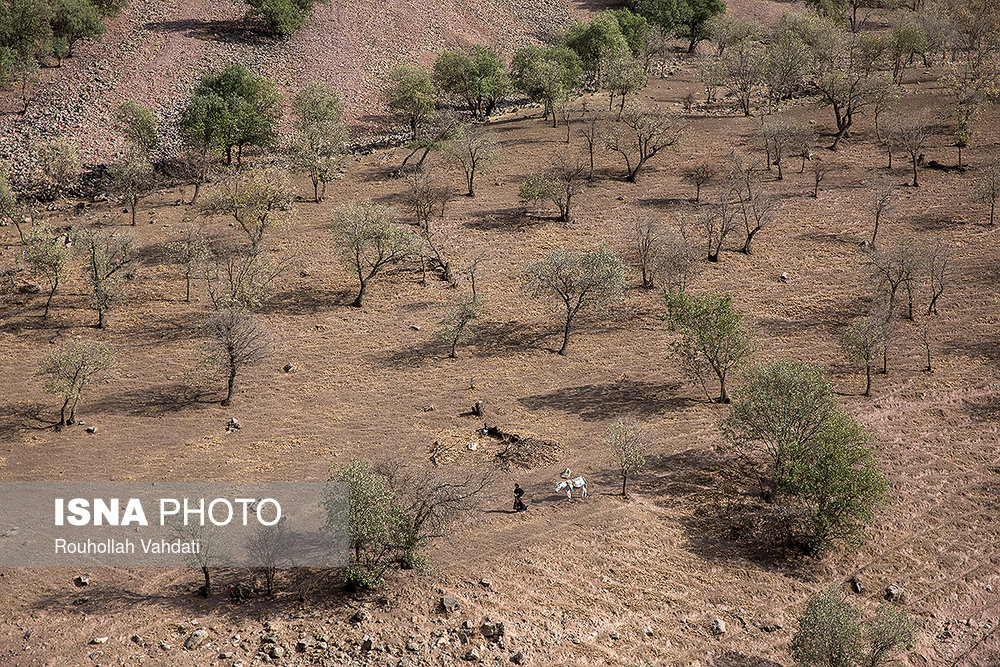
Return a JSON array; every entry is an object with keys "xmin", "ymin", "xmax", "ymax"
[
  {"xmin": 481, "ymin": 620, "xmax": 505, "ymax": 639},
  {"xmin": 283, "ymin": 362, "xmax": 294, "ymax": 372},
  {"xmin": 472, "ymin": 400, "xmax": 484, "ymax": 417},
  {"xmin": 159, "ymin": 641, "xmax": 172, "ymax": 651},
  {"xmin": 480, "ymin": 577, "xmax": 492, "ymax": 588},
  {"xmin": 439, "ymin": 595, "xmax": 460, "ymax": 614},
  {"xmin": 352, "ymin": 608, "xmax": 371, "ymax": 623},
  {"xmin": 560, "ymin": 468, "xmax": 572, "ymax": 479},
  {"xmin": 72, "ymin": 596, "xmax": 90, "ymax": 605},
  {"xmin": 90, "ymin": 637, "xmax": 108, "ymax": 645},
  {"xmin": 779, "ymin": 272, "xmax": 789, "ymax": 283},
  {"xmin": 511, "ymin": 649, "xmax": 526, "ymax": 664},
  {"xmin": 885, "ymin": 585, "xmax": 905, "ymax": 603},
  {"xmin": 225, "ymin": 417, "xmax": 240, "ymax": 432},
  {"xmin": 85, "ymin": 426, "xmax": 97, "ymax": 434},
  {"xmin": 184, "ymin": 629, "xmax": 208, "ymax": 650},
  {"xmin": 710, "ymin": 618, "xmax": 727, "ymax": 636},
  {"xmin": 73, "ymin": 574, "xmax": 90, "ymax": 587},
  {"xmin": 269, "ymin": 644, "xmax": 285, "ymax": 659},
  {"xmin": 1, "ymin": 527, "xmax": 18, "ymax": 537},
  {"xmin": 423, "ymin": 405, "xmax": 435, "ymax": 412},
  {"xmin": 467, "ymin": 441, "xmax": 478, "ymax": 451},
  {"xmin": 360, "ymin": 636, "xmax": 374, "ymax": 652},
  {"xmin": 850, "ymin": 575, "xmax": 865, "ymax": 594},
  {"xmin": 230, "ymin": 581, "xmax": 253, "ymax": 600},
  {"xmin": 406, "ymin": 639, "xmax": 420, "ymax": 652},
  {"xmin": 643, "ymin": 626, "xmax": 653, "ymax": 637},
  {"xmin": 760, "ymin": 620, "xmax": 782, "ymax": 632},
  {"xmin": 609, "ymin": 632, "xmax": 620, "ymax": 640},
  {"xmin": 464, "ymin": 647, "xmax": 481, "ymax": 661},
  {"xmin": 18, "ymin": 283, "xmax": 41, "ymax": 294},
  {"xmin": 410, "ymin": 325, "xmax": 421, "ymax": 331}
]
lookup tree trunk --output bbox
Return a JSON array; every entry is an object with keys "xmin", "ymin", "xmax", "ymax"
[
  {"xmin": 911, "ymin": 158, "xmax": 919, "ymax": 187},
  {"xmin": 201, "ymin": 566, "xmax": 211, "ymax": 597},
  {"xmin": 864, "ymin": 365, "xmax": 871, "ymax": 396},
  {"xmin": 352, "ymin": 280, "xmax": 366, "ymax": 308},
  {"xmin": 184, "ymin": 272, "xmax": 191, "ymax": 302},
  {"xmin": 59, "ymin": 397, "xmax": 70, "ymax": 427},
  {"xmin": 621, "ymin": 474, "xmax": 628, "ymax": 497},
  {"xmin": 44, "ymin": 277, "xmax": 58, "ymax": 318},
  {"xmin": 717, "ymin": 378, "xmax": 729, "ymax": 403},
  {"xmin": 131, "ymin": 203, "xmax": 136, "ymax": 226},
  {"xmin": 222, "ymin": 368, "xmax": 236, "ymax": 406},
  {"xmin": 97, "ymin": 308, "xmax": 107, "ymax": 329},
  {"xmin": 558, "ymin": 314, "xmax": 572, "ymax": 355}
]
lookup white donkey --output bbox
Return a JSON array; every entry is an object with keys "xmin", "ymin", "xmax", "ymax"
[{"xmin": 555, "ymin": 476, "xmax": 587, "ymax": 499}]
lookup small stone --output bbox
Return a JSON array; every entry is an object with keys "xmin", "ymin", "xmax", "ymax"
[
  {"xmin": 90, "ymin": 637, "xmax": 108, "ymax": 645},
  {"xmin": 710, "ymin": 618, "xmax": 727, "ymax": 636},
  {"xmin": 481, "ymin": 621, "xmax": 505, "ymax": 639},
  {"xmin": 467, "ymin": 441, "xmax": 478, "ymax": 451},
  {"xmin": 885, "ymin": 585, "xmax": 905, "ymax": 603},
  {"xmin": 219, "ymin": 651, "xmax": 233, "ymax": 659},
  {"xmin": 464, "ymin": 647, "xmax": 481, "ymax": 661},
  {"xmin": 779, "ymin": 272, "xmax": 789, "ymax": 283},
  {"xmin": 423, "ymin": 405, "xmax": 435, "ymax": 412},
  {"xmin": 159, "ymin": 641, "xmax": 172, "ymax": 651},
  {"xmin": 85, "ymin": 426, "xmax": 97, "ymax": 434},
  {"xmin": 410, "ymin": 325, "xmax": 421, "ymax": 331},
  {"xmin": 560, "ymin": 468, "xmax": 572, "ymax": 479},
  {"xmin": 269, "ymin": 644, "xmax": 285, "ymax": 658},
  {"xmin": 609, "ymin": 632, "xmax": 620, "ymax": 640},
  {"xmin": 72, "ymin": 596, "xmax": 89, "ymax": 605},
  {"xmin": 511, "ymin": 649, "xmax": 526, "ymax": 664},
  {"xmin": 352, "ymin": 608, "xmax": 371, "ymax": 623},
  {"xmin": 439, "ymin": 595, "xmax": 460, "ymax": 614},
  {"xmin": 226, "ymin": 417, "xmax": 240, "ymax": 431},
  {"xmin": 480, "ymin": 578, "xmax": 492, "ymax": 588},
  {"xmin": 760, "ymin": 620, "xmax": 782, "ymax": 632},
  {"xmin": 643, "ymin": 626, "xmax": 653, "ymax": 637},
  {"xmin": 184, "ymin": 629, "xmax": 208, "ymax": 650},
  {"xmin": 850, "ymin": 575, "xmax": 865, "ymax": 594},
  {"xmin": 406, "ymin": 639, "xmax": 420, "ymax": 652},
  {"xmin": 360, "ymin": 636, "xmax": 374, "ymax": 652},
  {"xmin": 73, "ymin": 574, "xmax": 90, "ymax": 587},
  {"xmin": 283, "ymin": 363, "xmax": 294, "ymax": 373}
]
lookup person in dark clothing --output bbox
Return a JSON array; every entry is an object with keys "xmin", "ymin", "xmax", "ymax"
[{"xmin": 513, "ymin": 483, "xmax": 526, "ymax": 512}]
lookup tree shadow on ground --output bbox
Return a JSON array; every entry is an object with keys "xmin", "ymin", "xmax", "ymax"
[
  {"xmin": 86, "ymin": 383, "xmax": 217, "ymax": 418},
  {"xmin": 642, "ymin": 448, "xmax": 809, "ymax": 570},
  {"xmin": 634, "ymin": 196, "xmax": 694, "ymax": 212},
  {"xmin": 463, "ymin": 207, "xmax": 549, "ymax": 232},
  {"xmin": 263, "ymin": 286, "xmax": 353, "ymax": 316},
  {"xmin": 28, "ymin": 567, "xmax": 354, "ymax": 627},
  {"xmin": 518, "ymin": 379, "xmax": 697, "ymax": 421},
  {"xmin": 0, "ymin": 400, "xmax": 52, "ymax": 440},
  {"xmin": 143, "ymin": 19, "xmax": 273, "ymax": 45},
  {"xmin": 470, "ymin": 320, "xmax": 553, "ymax": 357},
  {"xmin": 710, "ymin": 650, "xmax": 784, "ymax": 667}
]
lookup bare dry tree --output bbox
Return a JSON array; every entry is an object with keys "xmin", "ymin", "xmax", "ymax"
[
  {"xmin": 662, "ymin": 214, "xmax": 699, "ymax": 293},
  {"xmin": 165, "ymin": 226, "xmax": 209, "ymax": 303},
  {"xmin": 701, "ymin": 189, "xmax": 738, "ymax": 262},
  {"xmin": 888, "ymin": 117, "xmax": 931, "ymax": 187},
  {"xmin": 680, "ymin": 162, "xmax": 717, "ymax": 203},
  {"xmin": 841, "ymin": 316, "xmax": 883, "ymax": 396},
  {"xmin": 200, "ymin": 167, "xmax": 295, "ymax": 255},
  {"xmin": 866, "ymin": 239, "xmax": 920, "ymax": 320},
  {"xmin": 203, "ymin": 308, "xmax": 270, "ymax": 406},
  {"xmin": 865, "ymin": 176, "xmax": 895, "ymax": 248},
  {"xmin": 467, "ymin": 250, "xmax": 487, "ymax": 302},
  {"xmin": 75, "ymin": 228, "xmax": 136, "ymax": 329},
  {"xmin": 811, "ymin": 158, "xmax": 831, "ymax": 198},
  {"xmin": 205, "ymin": 245, "xmax": 282, "ymax": 312},
  {"xmin": 404, "ymin": 165, "xmax": 451, "ymax": 233},
  {"xmin": 577, "ymin": 115, "xmax": 604, "ymax": 180},
  {"xmin": 603, "ymin": 104, "xmax": 683, "ymax": 182},
  {"xmin": 548, "ymin": 149, "xmax": 589, "ymax": 223},
  {"xmin": 629, "ymin": 208, "xmax": 666, "ymax": 290},
  {"xmin": 727, "ymin": 155, "xmax": 777, "ymax": 255},
  {"xmin": 925, "ymin": 240, "xmax": 952, "ymax": 315},
  {"xmin": 245, "ymin": 521, "xmax": 295, "ymax": 596},
  {"xmin": 761, "ymin": 116, "xmax": 794, "ymax": 180},
  {"xmin": 974, "ymin": 159, "xmax": 1000, "ymax": 226},
  {"xmin": 445, "ymin": 128, "xmax": 499, "ymax": 197}
]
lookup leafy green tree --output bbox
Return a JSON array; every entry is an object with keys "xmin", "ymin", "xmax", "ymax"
[
  {"xmin": 114, "ymin": 100, "xmax": 158, "ymax": 153},
  {"xmin": 200, "ymin": 167, "xmax": 294, "ymax": 255},
  {"xmin": 0, "ymin": 0, "xmax": 53, "ymax": 64},
  {"xmin": 723, "ymin": 361, "xmax": 887, "ymax": 550},
  {"xmin": 790, "ymin": 587, "xmax": 913, "ymax": 667},
  {"xmin": 677, "ymin": 0, "xmax": 726, "ymax": 52},
  {"xmin": 50, "ymin": 0, "xmax": 103, "ymax": 60},
  {"xmin": 610, "ymin": 8, "xmax": 652, "ymax": 56},
  {"xmin": 245, "ymin": 0, "xmax": 330, "ymax": 36},
  {"xmin": 629, "ymin": 0, "xmax": 683, "ymax": 34},
  {"xmin": 604, "ymin": 417, "xmax": 649, "ymax": 497},
  {"xmin": 790, "ymin": 587, "xmax": 864, "ymax": 667},
  {"xmin": 511, "ymin": 45, "xmax": 583, "ymax": 125},
  {"xmin": 663, "ymin": 291, "xmax": 752, "ymax": 403},
  {"xmin": 180, "ymin": 64, "xmax": 282, "ymax": 166},
  {"xmin": 707, "ymin": 14, "xmax": 760, "ymax": 55},
  {"xmin": 524, "ymin": 246, "xmax": 626, "ymax": 355},
  {"xmin": 36, "ymin": 338, "xmax": 112, "ymax": 426},
  {"xmin": 326, "ymin": 460, "xmax": 410, "ymax": 589},
  {"xmin": 563, "ymin": 11, "xmax": 630, "ymax": 75},
  {"xmin": 21, "ymin": 226, "xmax": 69, "ymax": 318},
  {"xmin": 33, "ymin": 137, "xmax": 79, "ymax": 201},
  {"xmin": 333, "ymin": 201, "xmax": 419, "ymax": 307},
  {"xmin": 291, "ymin": 81, "xmax": 347, "ymax": 202},
  {"xmin": 385, "ymin": 64, "xmax": 437, "ymax": 140},
  {"xmin": 601, "ymin": 50, "xmax": 647, "ymax": 116},
  {"xmin": 433, "ymin": 45, "xmax": 511, "ymax": 119}
]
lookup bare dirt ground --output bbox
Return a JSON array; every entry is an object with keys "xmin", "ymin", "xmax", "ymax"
[{"xmin": 2, "ymin": 0, "xmax": 1000, "ymax": 666}]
